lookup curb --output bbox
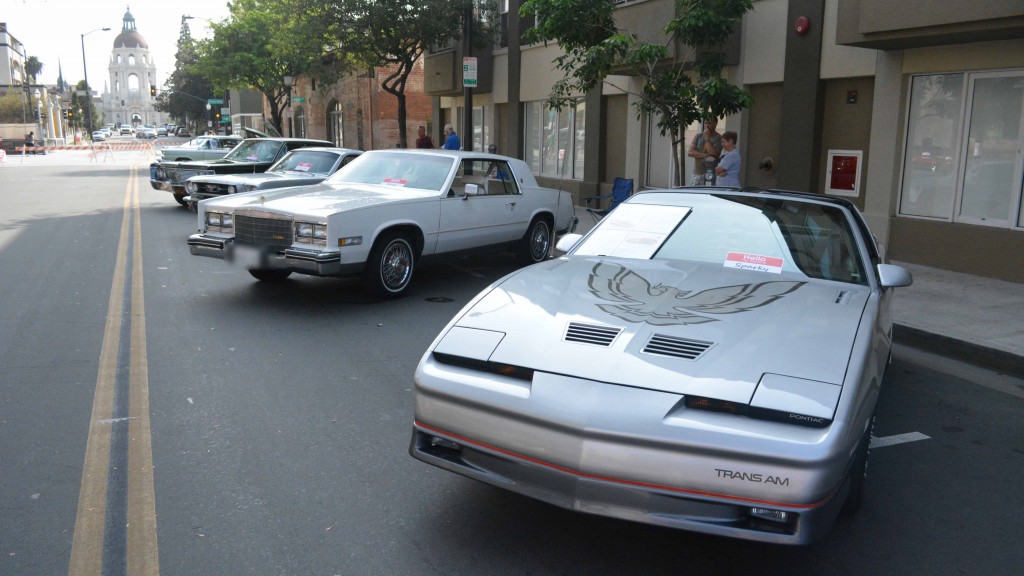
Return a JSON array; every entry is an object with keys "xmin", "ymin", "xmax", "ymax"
[{"xmin": 894, "ymin": 323, "xmax": 1024, "ymax": 379}]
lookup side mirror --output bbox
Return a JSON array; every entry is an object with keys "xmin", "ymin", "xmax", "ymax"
[
  {"xmin": 464, "ymin": 183, "xmax": 480, "ymax": 196},
  {"xmin": 555, "ymin": 233, "xmax": 583, "ymax": 254},
  {"xmin": 877, "ymin": 263, "xmax": 913, "ymax": 288}
]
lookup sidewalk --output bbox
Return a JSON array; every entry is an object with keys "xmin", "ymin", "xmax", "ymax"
[{"xmin": 571, "ymin": 204, "xmax": 1024, "ymax": 377}]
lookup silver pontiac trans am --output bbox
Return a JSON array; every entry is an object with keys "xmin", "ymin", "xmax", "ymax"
[
  {"xmin": 187, "ymin": 149, "xmax": 577, "ymax": 297},
  {"xmin": 410, "ymin": 188, "xmax": 913, "ymax": 545}
]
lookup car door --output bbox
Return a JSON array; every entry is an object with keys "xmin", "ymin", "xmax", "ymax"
[{"xmin": 436, "ymin": 159, "xmax": 522, "ymax": 253}]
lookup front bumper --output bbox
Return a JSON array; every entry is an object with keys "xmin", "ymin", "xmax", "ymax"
[
  {"xmin": 186, "ymin": 234, "xmax": 362, "ymax": 277},
  {"xmin": 411, "ymin": 362, "xmax": 852, "ymax": 545}
]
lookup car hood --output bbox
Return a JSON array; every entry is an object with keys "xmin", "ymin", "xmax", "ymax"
[
  {"xmin": 446, "ymin": 257, "xmax": 871, "ymax": 402},
  {"xmin": 225, "ymin": 182, "xmax": 439, "ymax": 218},
  {"xmin": 191, "ymin": 171, "xmax": 323, "ymax": 187}
]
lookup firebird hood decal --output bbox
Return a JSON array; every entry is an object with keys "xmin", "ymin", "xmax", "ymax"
[{"xmin": 588, "ymin": 262, "xmax": 806, "ymax": 326}]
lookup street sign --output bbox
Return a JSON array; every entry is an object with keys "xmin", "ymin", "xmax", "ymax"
[
  {"xmin": 207, "ymin": 98, "xmax": 224, "ymax": 105},
  {"xmin": 291, "ymin": 96, "xmax": 305, "ymax": 104},
  {"xmin": 463, "ymin": 57, "xmax": 478, "ymax": 88}
]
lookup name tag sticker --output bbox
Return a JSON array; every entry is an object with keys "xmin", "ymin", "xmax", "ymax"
[{"xmin": 724, "ymin": 252, "xmax": 784, "ymax": 274}]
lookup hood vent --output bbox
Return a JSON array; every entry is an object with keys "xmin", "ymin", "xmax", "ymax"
[
  {"xmin": 564, "ymin": 322, "xmax": 622, "ymax": 347},
  {"xmin": 642, "ymin": 334, "xmax": 714, "ymax": 360}
]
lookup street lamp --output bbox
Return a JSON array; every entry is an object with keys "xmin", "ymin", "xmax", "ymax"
[
  {"xmin": 206, "ymin": 102, "xmax": 212, "ymax": 134},
  {"xmin": 34, "ymin": 88, "xmax": 43, "ymax": 139},
  {"xmin": 283, "ymin": 75, "xmax": 293, "ymax": 138},
  {"xmin": 81, "ymin": 27, "xmax": 111, "ymax": 138}
]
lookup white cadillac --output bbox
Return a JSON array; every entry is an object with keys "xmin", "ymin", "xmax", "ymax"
[
  {"xmin": 410, "ymin": 188, "xmax": 913, "ymax": 545},
  {"xmin": 187, "ymin": 149, "xmax": 577, "ymax": 297}
]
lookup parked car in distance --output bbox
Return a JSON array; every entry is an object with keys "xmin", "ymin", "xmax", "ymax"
[
  {"xmin": 187, "ymin": 149, "xmax": 577, "ymax": 296},
  {"xmin": 183, "ymin": 147, "xmax": 362, "ymax": 207},
  {"xmin": 137, "ymin": 125, "xmax": 158, "ymax": 139},
  {"xmin": 120, "ymin": 126, "xmax": 133, "ymax": 135},
  {"xmin": 91, "ymin": 130, "xmax": 107, "ymax": 141},
  {"xmin": 157, "ymin": 126, "xmax": 168, "ymax": 137},
  {"xmin": 175, "ymin": 127, "xmax": 191, "ymax": 137},
  {"xmin": 151, "ymin": 136, "xmax": 332, "ymax": 206},
  {"xmin": 156, "ymin": 135, "xmax": 243, "ymax": 163},
  {"xmin": 409, "ymin": 188, "xmax": 913, "ymax": 545}
]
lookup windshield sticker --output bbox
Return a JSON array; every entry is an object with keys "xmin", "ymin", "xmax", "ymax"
[
  {"xmin": 246, "ymin": 154, "xmax": 260, "ymax": 161},
  {"xmin": 382, "ymin": 178, "xmax": 408, "ymax": 187},
  {"xmin": 724, "ymin": 252, "xmax": 784, "ymax": 274},
  {"xmin": 295, "ymin": 162, "xmax": 313, "ymax": 172},
  {"xmin": 588, "ymin": 262, "xmax": 804, "ymax": 325}
]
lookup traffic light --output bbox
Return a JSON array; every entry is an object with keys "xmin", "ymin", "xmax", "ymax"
[
  {"xmin": 34, "ymin": 110, "xmax": 40, "ymax": 121},
  {"xmin": 215, "ymin": 112, "xmax": 222, "ymax": 122},
  {"xmin": 62, "ymin": 109, "xmax": 68, "ymax": 120},
  {"xmin": 68, "ymin": 109, "xmax": 74, "ymax": 121},
  {"xmin": 150, "ymin": 84, "xmax": 156, "ymax": 97}
]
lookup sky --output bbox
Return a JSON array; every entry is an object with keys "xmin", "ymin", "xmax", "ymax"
[{"xmin": 3, "ymin": 0, "xmax": 232, "ymax": 89}]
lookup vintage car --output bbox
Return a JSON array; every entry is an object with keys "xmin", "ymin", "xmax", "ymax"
[
  {"xmin": 182, "ymin": 147, "xmax": 362, "ymax": 207},
  {"xmin": 151, "ymin": 136, "xmax": 331, "ymax": 206},
  {"xmin": 187, "ymin": 149, "xmax": 577, "ymax": 297},
  {"xmin": 409, "ymin": 188, "xmax": 913, "ymax": 545},
  {"xmin": 155, "ymin": 135, "xmax": 243, "ymax": 163}
]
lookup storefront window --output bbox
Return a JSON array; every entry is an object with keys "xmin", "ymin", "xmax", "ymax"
[
  {"xmin": 900, "ymin": 70, "xmax": 1024, "ymax": 229},
  {"xmin": 524, "ymin": 99, "xmax": 585, "ymax": 179}
]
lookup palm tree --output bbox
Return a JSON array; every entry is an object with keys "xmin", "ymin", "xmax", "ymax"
[{"xmin": 25, "ymin": 56, "xmax": 43, "ymax": 84}]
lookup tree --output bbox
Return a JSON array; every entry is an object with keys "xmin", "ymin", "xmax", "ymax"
[
  {"xmin": 521, "ymin": 0, "xmax": 754, "ymax": 183},
  {"xmin": 196, "ymin": 0, "xmax": 330, "ymax": 135},
  {"xmin": 24, "ymin": 56, "xmax": 43, "ymax": 84},
  {"xmin": 156, "ymin": 16, "xmax": 216, "ymax": 132},
  {"xmin": 324, "ymin": 0, "xmax": 485, "ymax": 148},
  {"xmin": 69, "ymin": 80, "xmax": 101, "ymax": 131}
]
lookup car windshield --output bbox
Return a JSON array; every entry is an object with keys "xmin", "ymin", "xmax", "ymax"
[
  {"xmin": 269, "ymin": 150, "xmax": 340, "ymax": 176},
  {"xmin": 224, "ymin": 140, "xmax": 286, "ymax": 163},
  {"xmin": 573, "ymin": 193, "xmax": 869, "ymax": 285},
  {"xmin": 325, "ymin": 152, "xmax": 454, "ymax": 192}
]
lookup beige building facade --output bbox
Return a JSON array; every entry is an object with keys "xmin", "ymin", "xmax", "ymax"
[{"xmin": 424, "ymin": 0, "xmax": 1024, "ymax": 282}]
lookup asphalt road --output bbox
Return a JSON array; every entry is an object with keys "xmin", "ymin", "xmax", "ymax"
[{"xmin": 1, "ymin": 158, "xmax": 1022, "ymax": 575}]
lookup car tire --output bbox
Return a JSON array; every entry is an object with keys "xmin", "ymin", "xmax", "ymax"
[
  {"xmin": 172, "ymin": 192, "xmax": 188, "ymax": 207},
  {"xmin": 364, "ymin": 232, "xmax": 415, "ymax": 298},
  {"xmin": 248, "ymin": 269, "xmax": 291, "ymax": 282},
  {"xmin": 518, "ymin": 217, "xmax": 552, "ymax": 265},
  {"xmin": 841, "ymin": 414, "xmax": 874, "ymax": 516}
]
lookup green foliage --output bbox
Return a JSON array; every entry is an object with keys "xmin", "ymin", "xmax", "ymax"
[
  {"xmin": 324, "ymin": 0, "xmax": 483, "ymax": 147},
  {"xmin": 0, "ymin": 90, "xmax": 30, "ymax": 123},
  {"xmin": 156, "ymin": 16, "xmax": 215, "ymax": 129},
  {"xmin": 520, "ymin": 0, "xmax": 754, "ymax": 172},
  {"xmin": 196, "ymin": 0, "xmax": 331, "ymax": 134},
  {"xmin": 25, "ymin": 56, "xmax": 43, "ymax": 83}
]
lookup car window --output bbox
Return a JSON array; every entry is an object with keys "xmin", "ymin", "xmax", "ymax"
[
  {"xmin": 271, "ymin": 150, "xmax": 340, "ymax": 175},
  {"xmin": 326, "ymin": 152, "xmax": 454, "ymax": 191},
  {"xmin": 225, "ymin": 140, "xmax": 286, "ymax": 162},
  {"xmin": 575, "ymin": 194, "xmax": 868, "ymax": 285}
]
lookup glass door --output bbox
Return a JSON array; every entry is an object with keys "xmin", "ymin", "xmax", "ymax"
[{"xmin": 957, "ymin": 71, "xmax": 1024, "ymax": 227}]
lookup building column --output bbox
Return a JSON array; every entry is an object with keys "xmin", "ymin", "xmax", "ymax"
[
  {"xmin": 862, "ymin": 50, "xmax": 904, "ymax": 255},
  {"xmin": 778, "ymin": 0, "xmax": 827, "ymax": 192}
]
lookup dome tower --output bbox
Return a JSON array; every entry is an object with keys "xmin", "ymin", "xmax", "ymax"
[{"xmin": 101, "ymin": 6, "xmax": 165, "ymax": 128}]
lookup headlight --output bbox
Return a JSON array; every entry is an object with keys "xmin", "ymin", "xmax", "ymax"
[
  {"xmin": 186, "ymin": 181, "xmax": 197, "ymax": 193},
  {"xmin": 294, "ymin": 221, "xmax": 327, "ymax": 245},
  {"xmin": 227, "ymin": 185, "xmax": 236, "ymax": 194},
  {"xmin": 240, "ymin": 184, "xmax": 258, "ymax": 193},
  {"xmin": 156, "ymin": 168, "xmax": 166, "ymax": 179},
  {"xmin": 205, "ymin": 211, "xmax": 234, "ymax": 232}
]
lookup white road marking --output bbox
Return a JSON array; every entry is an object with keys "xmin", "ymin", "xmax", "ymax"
[{"xmin": 870, "ymin": 432, "xmax": 931, "ymax": 448}]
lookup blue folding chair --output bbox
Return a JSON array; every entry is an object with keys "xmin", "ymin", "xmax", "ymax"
[{"xmin": 583, "ymin": 177, "xmax": 634, "ymax": 222}]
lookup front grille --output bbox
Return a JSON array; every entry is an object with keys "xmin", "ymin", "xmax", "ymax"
[
  {"xmin": 194, "ymin": 182, "xmax": 231, "ymax": 197},
  {"xmin": 235, "ymin": 214, "xmax": 293, "ymax": 248},
  {"xmin": 564, "ymin": 322, "xmax": 622, "ymax": 347},
  {"xmin": 642, "ymin": 334, "xmax": 714, "ymax": 360}
]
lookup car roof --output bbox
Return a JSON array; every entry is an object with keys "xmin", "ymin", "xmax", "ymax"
[
  {"xmin": 634, "ymin": 186, "xmax": 861, "ymax": 212},
  {"xmin": 280, "ymin": 147, "xmax": 362, "ymax": 154}
]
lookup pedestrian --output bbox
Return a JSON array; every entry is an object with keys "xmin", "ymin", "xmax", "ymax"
[
  {"xmin": 415, "ymin": 125, "xmax": 434, "ymax": 149},
  {"xmin": 687, "ymin": 118, "xmax": 722, "ymax": 185},
  {"xmin": 715, "ymin": 131, "xmax": 741, "ymax": 187},
  {"xmin": 443, "ymin": 124, "xmax": 461, "ymax": 150}
]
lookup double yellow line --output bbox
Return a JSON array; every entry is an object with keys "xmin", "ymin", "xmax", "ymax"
[{"xmin": 68, "ymin": 164, "xmax": 160, "ymax": 575}]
